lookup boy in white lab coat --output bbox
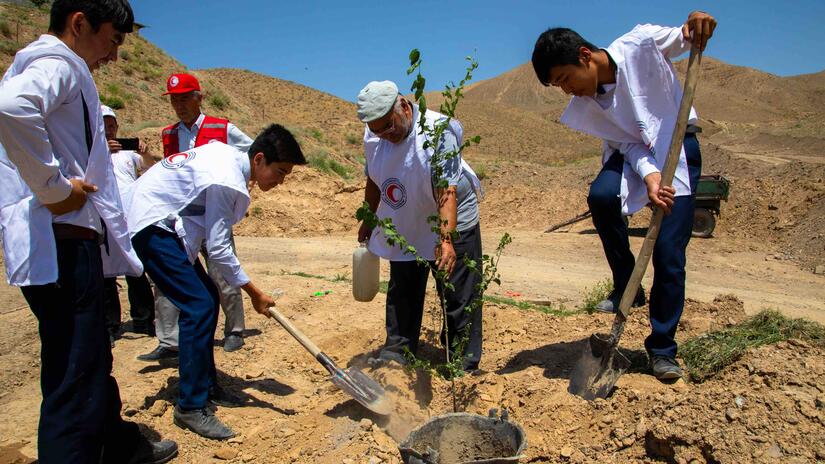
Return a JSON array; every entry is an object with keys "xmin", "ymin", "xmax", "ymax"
[
  {"xmin": 0, "ymin": 1, "xmax": 177, "ymax": 462},
  {"xmin": 126, "ymin": 124, "xmax": 306, "ymax": 439},
  {"xmin": 531, "ymin": 12, "xmax": 717, "ymax": 380}
]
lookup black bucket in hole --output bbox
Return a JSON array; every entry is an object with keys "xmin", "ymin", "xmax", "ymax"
[{"xmin": 398, "ymin": 410, "xmax": 527, "ymax": 464}]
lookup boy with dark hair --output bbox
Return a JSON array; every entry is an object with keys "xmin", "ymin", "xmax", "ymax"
[
  {"xmin": 0, "ymin": 1, "xmax": 177, "ymax": 463},
  {"xmin": 531, "ymin": 12, "xmax": 716, "ymax": 380},
  {"xmin": 126, "ymin": 125, "xmax": 306, "ymax": 439}
]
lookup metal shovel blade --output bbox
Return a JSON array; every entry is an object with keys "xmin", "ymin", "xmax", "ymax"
[
  {"xmin": 568, "ymin": 333, "xmax": 631, "ymax": 400},
  {"xmin": 319, "ymin": 353, "xmax": 391, "ymax": 415}
]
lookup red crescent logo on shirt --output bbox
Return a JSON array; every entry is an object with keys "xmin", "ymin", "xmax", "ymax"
[
  {"xmin": 381, "ymin": 178, "xmax": 407, "ymax": 210},
  {"xmin": 161, "ymin": 150, "xmax": 196, "ymax": 169}
]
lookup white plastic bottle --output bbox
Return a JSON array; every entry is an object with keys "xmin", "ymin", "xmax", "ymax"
[{"xmin": 352, "ymin": 242, "xmax": 379, "ymax": 302}]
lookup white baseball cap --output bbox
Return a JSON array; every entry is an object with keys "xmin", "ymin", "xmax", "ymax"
[
  {"xmin": 101, "ymin": 105, "xmax": 117, "ymax": 120},
  {"xmin": 356, "ymin": 80, "xmax": 399, "ymax": 123}
]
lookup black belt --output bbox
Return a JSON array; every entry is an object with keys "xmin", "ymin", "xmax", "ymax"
[
  {"xmin": 52, "ymin": 223, "xmax": 100, "ymax": 242},
  {"xmin": 686, "ymin": 124, "xmax": 702, "ymax": 134}
]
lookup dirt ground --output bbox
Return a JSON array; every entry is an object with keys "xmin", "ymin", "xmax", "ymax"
[{"xmin": 0, "ymin": 230, "xmax": 823, "ymax": 463}]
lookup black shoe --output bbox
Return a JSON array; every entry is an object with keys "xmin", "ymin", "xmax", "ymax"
[
  {"xmin": 131, "ymin": 322, "xmax": 156, "ymax": 337},
  {"xmin": 651, "ymin": 355, "xmax": 683, "ymax": 380},
  {"xmin": 126, "ymin": 438, "xmax": 178, "ymax": 464},
  {"xmin": 173, "ymin": 406, "xmax": 235, "ymax": 440},
  {"xmin": 209, "ymin": 384, "xmax": 244, "ymax": 408},
  {"xmin": 223, "ymin": 334, "xmax": 244, "ymax": 352},
  {"xmin": 137, "ymin": 345, "xmax": 178, "ymax": 362},
  {"xmin": 594, "ymin": 286, "xmax": 646, "ymax": 313}
]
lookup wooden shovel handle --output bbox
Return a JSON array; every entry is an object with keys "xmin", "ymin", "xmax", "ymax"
[
  {"xmin": 268, "ymin": 307, "xmax": 323, "ymax": 358},
  {"xmin": 617, "ymin": 46, "xmax": 703, "ymax": 319}
]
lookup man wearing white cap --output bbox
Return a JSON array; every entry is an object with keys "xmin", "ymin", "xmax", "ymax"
[
  {"xmin": 100, "ymin": 105, "xmax": 157, "ymax": 343},
  {"xmin": 139, "ymin": 72, "xmax": 253, "ymax": 361},
  {"xmin": 356, "ymin": 80, "xmax": 484, "ymax": 372}
]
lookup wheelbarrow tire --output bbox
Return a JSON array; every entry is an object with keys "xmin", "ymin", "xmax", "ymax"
[{"xmin": 692, "ymin": 207, "xmax": 715, "ymax": 238}]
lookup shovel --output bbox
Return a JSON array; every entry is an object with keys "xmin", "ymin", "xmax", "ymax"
[
  {"xmin": 266, "ymin": 296, "xmax": 391, "ymax": 415},
  {"xmin": 568, "ymin": 46, "xmax": 703, "ymax": 400}
]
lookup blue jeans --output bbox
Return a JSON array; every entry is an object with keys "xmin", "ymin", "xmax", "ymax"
[
  {"xmin": 132, "ymin": 226, "xmax": 219, "ymax": 410},
  {"xmin": 587, "ymin": 134, "xmax": 702, "ymax": 358}
]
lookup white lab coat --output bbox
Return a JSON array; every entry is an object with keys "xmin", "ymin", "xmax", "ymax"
[
  {"xmin": 123, "ymin": 142, "xmax": 251, "ymax": 287},
  {"xmin": 0, "ymin": 35, "xmax": 142, "ymax": 285},
  {"xmin": 560, "ymin": 24, "xmax": 697, "ymax": 215}
]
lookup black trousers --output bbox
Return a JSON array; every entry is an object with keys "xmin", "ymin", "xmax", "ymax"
[
  {"xmin": 384, "ymin": 222, "xmax": 483, "ymax": 369},
  {"xmin": 103, "ymin": 273, "xmax": 155, "ymax": 333},
  {"xmin": 21, "ymin": 238, "xmax": 141, "ymax": 464}
]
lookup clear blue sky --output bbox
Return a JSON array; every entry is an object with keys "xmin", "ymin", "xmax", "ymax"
[{"xmin": 132, "ymin": 0, "xmax": 825, "ymax": 102}]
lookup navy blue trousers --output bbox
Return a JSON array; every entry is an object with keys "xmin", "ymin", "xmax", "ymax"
[
  {"xmin": 21, "ymin": 238, "xmax": 140, "ymax": 464},
  {"xmin": 587, "ymin": 134, "xmax": 701, "ymax": 358},
  {"xmin": 132, "ymin": 226, "xmax": 219, "ymax": 410}
]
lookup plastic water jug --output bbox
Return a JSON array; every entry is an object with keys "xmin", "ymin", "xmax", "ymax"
[{"xmin": 352, "ymin": 243, "xmax": 379, "ymax": 302}]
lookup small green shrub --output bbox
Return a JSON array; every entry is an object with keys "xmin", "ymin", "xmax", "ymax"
[
  {"xmin": 307, "ymin": 149, "xmax": 353, "ymax": 179},
  {"xmin": 100, "ymin": 95, "xmax": 125, "ymax": 110},
  {"xmin": 0, "ymin": 21, "xmax": 12, "ymax": 39},
  {"xmin": 681, "ymin": 309, "xmax": 825, "ymax": 382},
  {"xmin": 0, "ymin": 39, "xmax": 16, "ymax": 56},
  {"xmin": 308, "ymin": 128, "xmax": 324, "ymax": 142},
  {"xmin": 250, "ymin": 206, "xmax": 263, "ymax": 217},
  {"xmin": 207, "ymin": 93, "xmax": 230, "ymax": 111},
  {"xmin": 345, "ymin": 133, "xmax": 360, "ymax": 145},
  {"xmin": 474, "ymin": 163, "xmax": 487, "ymax": 180},
  {"xmin": 119, "ymin": 49, "xmax": 130, "ymax": 61},
  {"xmin": 580, "ymin": 279, "xmax": 613, "ymax": 313}
]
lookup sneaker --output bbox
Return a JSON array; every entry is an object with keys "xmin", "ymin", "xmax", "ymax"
[
  {"xmin": 126, "ymin": 438, "xmax": 178, "ymax": 464},
  {"xmin": 173, "ymin": 406, "xmax": 235, "ymax": 440},
  {"xmin": 594, "ymin": 286, "xmax": 646, "ymax": 313},
  {"xmin": 209, "ymin": 384, "xmax": 244, "ymax": 408},
  {"xmin": 651, "ymin": 355, "xmax": 683, "ymax": 380},
  {"xmin": 136, "ymin": 345, "xmax": 179, "ymax": 362},
  {"xmin": 223, "ymin": 334, "xmax": 245, "ymax": 352}
]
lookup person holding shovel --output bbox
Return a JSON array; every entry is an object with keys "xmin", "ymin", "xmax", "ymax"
[
  {"xmin": 124, "ymin": 124, "xmax": 306, "ymax": 439},
  {"xmin": 355, "ymin": 80, "xmax": 484, "ymax": 372},
  {"xmin": 531, "ymin": 11, "xmax": 716, "ymax": 379}
]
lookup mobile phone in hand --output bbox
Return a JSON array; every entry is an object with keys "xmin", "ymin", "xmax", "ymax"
[{"xmin": 115, "ymin": 137, "xmax": 139, "ymax": 151}]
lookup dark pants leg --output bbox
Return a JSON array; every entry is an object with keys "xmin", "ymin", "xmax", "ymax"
[
  {"xmin": 587, "ymin": 151, "xmax": 635, "ymax": 297},
  {"xmin": 132, "ymin": 226, "xmax": 219, "ymax": 410},
  {"xmin": 384, "ymin": 260, "xmax": 430, "ymax": 356},
  {"xmin": 103, "ymin": 277, "xmax": 122, "ymax": 335},
  {"xmin": 21, "ymin": 238, "xmax": 139, "ymax": 464},
  {"xmin": 645, "ymin": 134, "xmax": 702, "ymax": 357},
  {"xmin": 588, "ymin": 135, "xmax": 702, "ymax": 358},
  {"xmin": 125, "ymin": 273, "xmax": 155, "ymax": 328},
  {"xmin": 436, "ymin": 223, "xmax": 484, "ymax": 370}
]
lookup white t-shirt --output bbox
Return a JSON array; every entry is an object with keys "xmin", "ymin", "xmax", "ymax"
[{"xmin": 111, "ymin": 149, "xmax": 144, "ymax": 189}]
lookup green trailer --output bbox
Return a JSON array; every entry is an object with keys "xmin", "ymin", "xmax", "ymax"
[{"xmin": 693, "ymin": 174, "xmax": 730, "ymax": 238}]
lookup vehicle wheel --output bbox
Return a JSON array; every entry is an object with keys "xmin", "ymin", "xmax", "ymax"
[{"xmin": 692, "ymin": 208, "xmax": 715, "ymax": 238}]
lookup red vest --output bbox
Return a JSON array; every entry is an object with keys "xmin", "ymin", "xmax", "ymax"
[{"xmin": 162, "ymin": 115, "xmax": 229, "ymax": 157}]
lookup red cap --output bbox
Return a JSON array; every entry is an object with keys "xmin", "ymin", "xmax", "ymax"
[{"xmin": 162, "ymin": 73, "xmax": 200, "ymax": 96}]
